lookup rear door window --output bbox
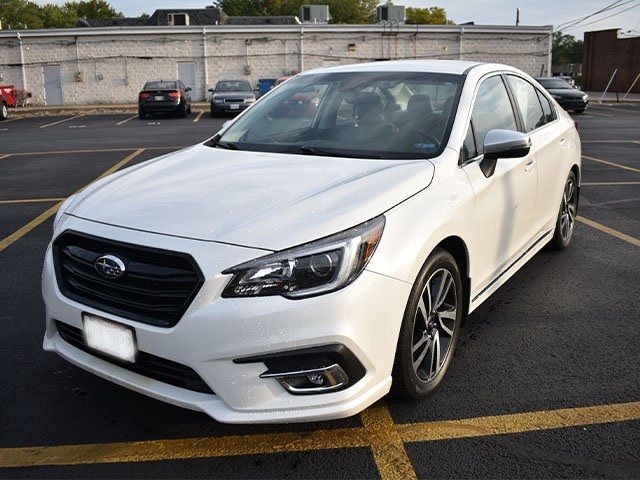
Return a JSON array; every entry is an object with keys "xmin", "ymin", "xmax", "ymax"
[
  {"xmin": 506, "ymin": 75, "xmax": 546, "ymax": 132},
  {"xmin": 536, "ymin": 89, "xmax": 556, "ymax": 123}
]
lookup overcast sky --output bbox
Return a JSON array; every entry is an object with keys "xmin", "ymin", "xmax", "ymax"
[{"xmin": 36, "ymin": 0, "xmax": 640, "ymax": 38}]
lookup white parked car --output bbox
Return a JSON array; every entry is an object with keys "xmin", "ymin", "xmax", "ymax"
[{"xmin": 43, "ymin": 60, "xmax": 581, "ymax": 423}]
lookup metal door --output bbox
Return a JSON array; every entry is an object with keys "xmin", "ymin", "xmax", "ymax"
[
  {"xmin": 43, "ymin": 65, "xmax": 63, "ymax": 105},
  {"xmin": 178, "ymin": 62, "xmax": 196, "ymax": 98}
]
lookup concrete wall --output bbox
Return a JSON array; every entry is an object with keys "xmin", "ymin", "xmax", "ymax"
[{"xmin": 0, "ymin": 24, "xmax": 552, "ymax": 106}]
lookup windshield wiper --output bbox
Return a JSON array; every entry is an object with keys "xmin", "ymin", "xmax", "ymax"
[
  {"xmin": 205, "ymin": 134, "xmax": 241, "ymax": 150},
  {"xmin": 298, "ymin": 146, "xmax": 383, "ymax": 159}
]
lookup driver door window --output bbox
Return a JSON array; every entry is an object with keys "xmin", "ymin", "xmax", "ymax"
[{"xmin": 471, "ymin": 76, "xmax": 518, "ymax": 155}]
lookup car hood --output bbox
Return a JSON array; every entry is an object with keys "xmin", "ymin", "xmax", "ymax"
[
  {"xmin": 67, "ymin": 144, "xmax": 435, "ymax": 251},
  {"xmin": 547, "ymin": 88, "xmax": 586, "ymax": 99}
]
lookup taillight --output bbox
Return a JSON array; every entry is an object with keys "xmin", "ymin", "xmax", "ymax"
[
  {"xmin": 168, "ymin": 91, "xmax": 181, "ymax": 99},
  {"xmin": 139, "ymin": 92, "xmax": 150, "ymax": 101}
]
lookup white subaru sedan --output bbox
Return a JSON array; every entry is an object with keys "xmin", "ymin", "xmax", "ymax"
[{"xmin": 42, "ymin": 61, "xmax": 580, "ymax": 423}]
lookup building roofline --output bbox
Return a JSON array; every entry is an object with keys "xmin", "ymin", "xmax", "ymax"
[{"xmin": 0, "ymin": 23, "xmax": 553, "ymax": 39}]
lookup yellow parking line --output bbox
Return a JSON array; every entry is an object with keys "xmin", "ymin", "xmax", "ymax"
[
  {"xmin": 577, "ymin": 216, "xmax": 640, "ymax": 247},
  {"xmin": 582, "ymin": 154, "xmax": 640, "ymax": 173},
  {"xmin": 1, "ymin": 146, "xmax": 183, "ymax": 156},
  {"xmin": 581, "ymin": 140, "xmax": 639, "ymax": 144},
  {"xmin": 116, "ymin": 114, "xmax": 137, "ymax": 126},
  {"xmin": 0, "ymin": 400, "xmax": 638, "ymax": 472},
  {"xmin": 361, "ymin": 404, "xmax": 417, "ymax": 480},
  {"xmin": 39, "ymin": 115, "xmax": 86, "ymax": 129},
  {"xmin": 193, "ymin": 111, "xmax": 205, "ymax": 123},
  {"xmin": 582, "ymin": 181, "xmax": 640, "ymax": 186},
  {"xmin": 397, "ymin": 400, "xmax": 640, "ymax": 443},
  {"xmin": 0, "ymin": 197, "xmax": 65, "ymax": 204},
  {"xmin": 0, "ymin": 149, "xmax": 145, "ymax": 253}
]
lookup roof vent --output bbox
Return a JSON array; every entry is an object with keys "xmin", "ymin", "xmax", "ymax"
[{"xmin": 300, "ymin": 5, "xmax": 330, "ymax": 24}]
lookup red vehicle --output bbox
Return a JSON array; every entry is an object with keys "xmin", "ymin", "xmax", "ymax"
[{"xmin": 0, "ymin": 85, "xmax": 17, "ymax": 120}]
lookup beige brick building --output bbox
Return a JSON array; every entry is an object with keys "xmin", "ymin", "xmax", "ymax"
[{"xmin": 0, "ymin": 24, "xmax": 552, "ymax": 106}]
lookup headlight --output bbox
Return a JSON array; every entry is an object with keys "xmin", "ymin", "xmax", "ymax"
[
  {"xmin": 213, "ymin": 97, "xmax": 224, "ymax": 103},
  {"xmin": 222, "ymin": 216, "xmax": 385, "ymax": 299},
  {"xmin": 582, "ymin": 94, "xmax": 588, "ymax": 101},
  {"xmin": 552, "ymin": 94, "xmax": 562, "ymax": 100},
  {"xmin": 53, "ymin": 194, "xmax": 78, "ymax": 232},
  {"xmin": 244, "ymin": 98, "xmax": 256, "ymax": 104}
]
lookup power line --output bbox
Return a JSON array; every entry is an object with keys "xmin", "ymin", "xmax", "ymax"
[
  {"xmin": 554, "ymin": 0, "xmax": 636, "ymax": 32},
  {"xmin": 563, "ymin": 0, "xmax": 640, "ymax": 32}
]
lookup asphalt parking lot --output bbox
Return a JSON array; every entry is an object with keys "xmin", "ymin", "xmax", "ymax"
[{"xmin": 0, "ymin": 105, "xmax": 639, "ymax": 479}]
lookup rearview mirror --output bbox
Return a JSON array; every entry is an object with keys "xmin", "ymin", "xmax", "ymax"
[{"xmin": 480, "ymin": 129, "xmax": 532, "ymax": 177}]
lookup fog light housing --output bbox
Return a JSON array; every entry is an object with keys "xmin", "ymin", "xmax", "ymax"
[
  {"xmin": 261, "ymin": 364, "xmax": 349, "ymax": 394},
  {"xmin": 234, "ymin": 344, "xmax": 366, "ymax": 395}
]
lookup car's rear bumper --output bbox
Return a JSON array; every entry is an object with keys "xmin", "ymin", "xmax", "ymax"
[{"xmin": 139, "ymin": 101, "xmax": 183, "ymax": 113}]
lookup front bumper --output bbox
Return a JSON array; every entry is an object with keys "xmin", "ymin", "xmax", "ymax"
[
  {"xmin": 557, "ymin": 98, "xmax": 588, "ymax": 111},
  {"xmin": 211, "ymin": 102, "xmax": 251, "ymax": 114},
  {"xmin": 42, "ymin": 216, "xmax": 410, "ymax": 423}
]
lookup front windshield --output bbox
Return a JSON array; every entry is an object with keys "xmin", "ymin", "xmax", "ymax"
[
  {"xmin": 538, "ymin": 78, "xmax": 572, "ymax": 90},
  {"xmin": 216, "ymin": 71, "xmax": 463, "ymax": 159},
  {"xmin": 216, "ymin": 81, "xmax": 253, "ymax": 92}
]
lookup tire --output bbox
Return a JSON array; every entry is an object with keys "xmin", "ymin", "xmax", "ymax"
[
  {"xmin": 138, "ymin": 109, "xmax": 146, "ymax": 120},
  {"xmin": 573, "ymin": 109, "xmax": 585, "ymax": 114},
  {"xmin": 0, "ymin": 102, "xmax": 7, "ymax": 121},
  {"xmin": 179, "ymin": 102, "xmax": 188, "ymax": 118},
  {"xmin": 391, "ymin": 248, "xmax": 463, "ymax": 399},
  {"xmin": 187, "ymin": 104, "xmax": 192, "ymax": 114},
  {"xmin": 210, "ymin": 109, "xmax": 217, "ymax": 118},
  {"xmin": 549, "ymin": 171, "xmax": 578, "ymax": 250}
]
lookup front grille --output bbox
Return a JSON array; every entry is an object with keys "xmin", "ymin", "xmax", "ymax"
[
  {"xmin": 224, "ymin": 98, "xmax": 245, "ymax": 103},
  {"xmin": 53, "ymin": 231, "xmax": 204, "ymax": 328},
  {"xmin": 56, "ymin": 321, "xmax": 214, "ymax": 395}
]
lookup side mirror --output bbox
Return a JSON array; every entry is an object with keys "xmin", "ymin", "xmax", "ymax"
[
  {"xmin": 208, "ymin": 88, "xmax": 215, "ymax": 93},
  {"xmin": 185, "ymin": 87, "xmax": 192, "ymax": 92},
  {"xmin": 480, "ymin": 129, "xmax": 531, "ymax": 177}
]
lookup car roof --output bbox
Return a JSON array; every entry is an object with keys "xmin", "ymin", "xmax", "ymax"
[
  {"xmin": 217, "ymin": 79, "xmax": 251, "ymax": 83},
  {"xmin": 301, "ymin": 60, "xmax": 483, "ymax": 76}
]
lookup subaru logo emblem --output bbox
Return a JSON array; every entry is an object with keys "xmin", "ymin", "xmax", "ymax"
[{"xmin": 95, "ymin": 254, "xmax": 126, "ymax": 279}]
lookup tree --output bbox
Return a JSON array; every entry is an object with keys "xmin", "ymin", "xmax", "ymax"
[
  {"xmin": 64, "ymin": 0, "xmax": 122, "ymax": 20},
  {"xmin": 0, "ymin": 0, "xmax": 122, "ymax": 29},
  {"xmin": 553, "ymin": 32, "xmax": 583, "ymax": 65},
  {"xmin": 405, "ymin": 6, "xmax": 453, "ymax": 25},
  {"xmin": 214, "ymin": 0, "xmax": 379, "ymax": 23}
]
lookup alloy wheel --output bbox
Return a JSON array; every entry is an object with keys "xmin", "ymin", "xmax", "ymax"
[
  {"xmin": 411, "ymin": 268, "xmax": 457, "ymax": 381},
  {"xmin": 560, "ymin": 177, "xmax": 577, "ymax": 242}
]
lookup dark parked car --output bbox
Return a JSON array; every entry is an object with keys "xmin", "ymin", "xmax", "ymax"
[
  {"xmin": 209, "ymin": 80, "xmax": 256, "ymax": 117},
  {"xmin": 138, "ymin": 80, "xmax": 192, "ymax": 119},
  {"xmin": 536, "ymin": 77, "xmax": 588, "ymax": 114}
]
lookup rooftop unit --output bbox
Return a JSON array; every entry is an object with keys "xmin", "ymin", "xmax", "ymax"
[
  {"xmin": 376, "ymin": 4, "xmax": 405, "ymax": 24},
  {"xmin": 300, "ymin": 5, "xmax": 330, "ymax": 24},
  {"xmin": 167, "ymin": 13, "xmax": 190, "ymax": 26}
]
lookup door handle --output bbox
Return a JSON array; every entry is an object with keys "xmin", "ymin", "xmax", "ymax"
[
  {"xmin": 524, "ymin": 159, "xmax": 536, "ymax": 173},
  {"xmin": 559, "ymin": 138, "xmax": 567, "ymax": 146}
]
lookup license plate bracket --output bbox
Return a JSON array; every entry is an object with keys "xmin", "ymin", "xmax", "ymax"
[{"xmin": 83, "ymin": 314, "xmax": 137, "ymax": 363}]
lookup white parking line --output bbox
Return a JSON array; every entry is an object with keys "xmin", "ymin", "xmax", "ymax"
[
  {"xmin": 116, "ymin": 115, "xmax": 137, "ymax": 126},
  {"xmin": 39, "ymin": 115, "xmax": 86, "ymax": 129},
  {"xmin": 193, "ymin": 111, "xmax": 204, "ymax": 123}
]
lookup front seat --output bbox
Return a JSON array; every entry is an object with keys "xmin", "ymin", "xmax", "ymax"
[{"xmin": 341, "ymin": 92, "xmax": 396, "ymax": 147}]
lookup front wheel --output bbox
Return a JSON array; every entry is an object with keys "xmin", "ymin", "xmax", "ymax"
[
  {"xmin": 392, "ymin": 248, "xmax": 463, "ymax": 399},
  {"xmin": 549, "ymin": 171, "xmax": 578, "ymax": 250},
  {"xmin": 138, "ymin": 109, "xmax": 146, "ymax": 120},
  {"xmin": 574, "ymin": 109, "xmax": 585, "ymax": 114}
]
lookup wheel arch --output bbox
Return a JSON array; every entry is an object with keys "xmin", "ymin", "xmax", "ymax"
[{"xmin": 435, "ymin": 235, "xmax": 471, "ymax": 326}]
